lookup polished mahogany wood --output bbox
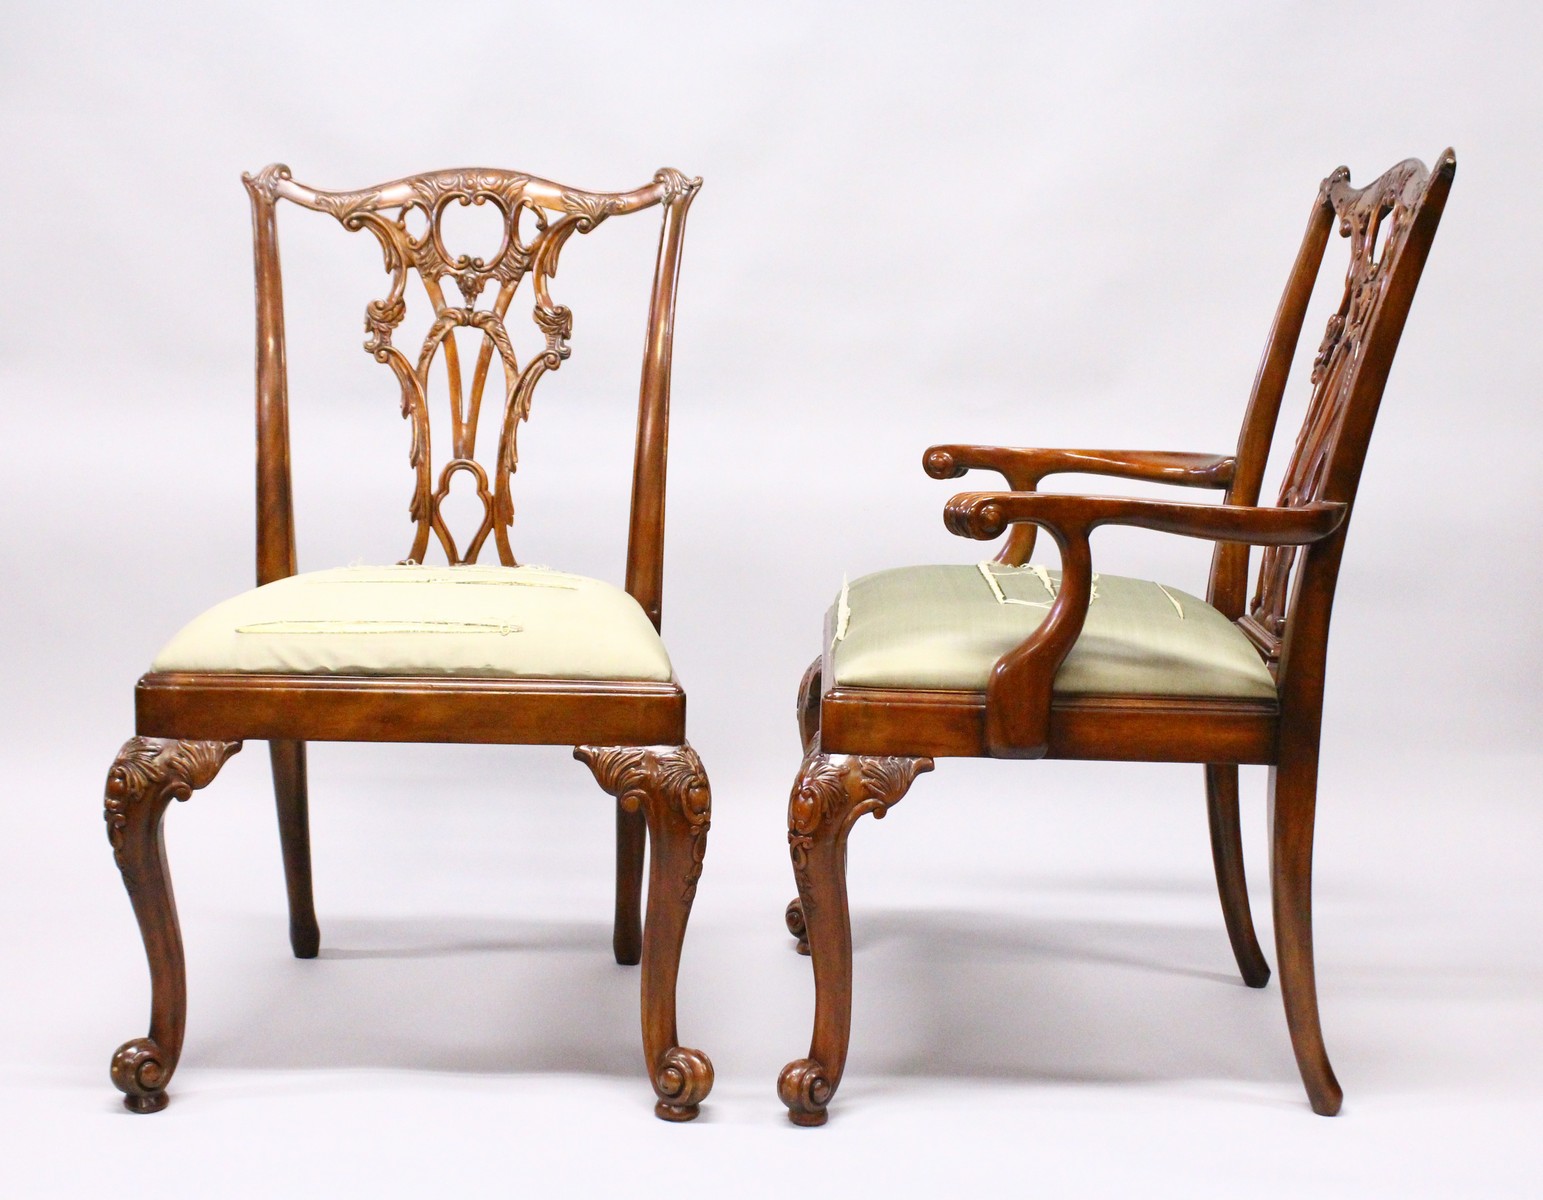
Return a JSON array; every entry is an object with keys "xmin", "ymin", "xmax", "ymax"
[
  {"xmin": 105, "ymin": 164, "xmax": 713, "ymax": 1117},
  {"xmin": 781, "ymin": 151, "xmax": 1456, "ymax": 1124},
  {"xmin": 105, "ymin": 738, "xmax": 242, "ymax": 1112},
  {"xmin": 136, "ymin": 672, "xmax": 687, "ymax": 746},
  {"xmin": 575, "ymin": 745, "xmax": 715, "ymax": 1120}
]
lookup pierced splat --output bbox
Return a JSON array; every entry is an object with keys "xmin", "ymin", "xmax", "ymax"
[
  {"xmin": 242, "ymin": 164, "xmax": 697, "ymax": 567},
  {"xmin": 1242, "ymin": 159, "xmax": 1429, "ymax": 658}
]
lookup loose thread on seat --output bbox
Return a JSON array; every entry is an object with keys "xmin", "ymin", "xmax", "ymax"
[{"xmin": 236, "ymin": 620, "xmax": 524, "ymax": 636}]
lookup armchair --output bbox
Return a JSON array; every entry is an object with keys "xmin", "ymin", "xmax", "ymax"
[{"xmin": 779, "ymin": 151, "xmax": 1456, "ymax": 1124}]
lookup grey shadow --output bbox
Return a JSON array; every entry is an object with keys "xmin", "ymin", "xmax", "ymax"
[
  {"xmin": 198, "ymin": 914, "xmax": 642, "ymax": 1078},
  {"xmin": 844, "ymin": 905, "xmax": 1299, "ymax": 1097}
]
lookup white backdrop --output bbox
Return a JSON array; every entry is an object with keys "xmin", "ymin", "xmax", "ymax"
[{"xmin": 4, "ymin": 2, "xmax": 1540, "ymax": 1195}]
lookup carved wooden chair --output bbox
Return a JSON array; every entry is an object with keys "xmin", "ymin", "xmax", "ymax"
[
  {"xmin": 778, "ymin": 151, "xmax": 1456, "ymax": 1124},
  {"xmin": 103, "ymin": 164, "xmax": 715, "ymax": 1119}
]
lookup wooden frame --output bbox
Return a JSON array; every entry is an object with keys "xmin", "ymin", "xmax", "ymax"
[
  {"xmin": 104, "ymin": 164, "xmax": 715, "ymax": 1120},
  {"xmin": 778, "ymin": 151, "xmax": 1457, "ymax": 1125}
]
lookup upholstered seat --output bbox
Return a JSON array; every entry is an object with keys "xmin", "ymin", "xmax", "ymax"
[
  {"xmin": 151, "ymin": 564, "xmax": 674, "ymax": 682},
  {"xmin": 830, "ymin": 563, "xmax": 1276, "ymax": 700}
]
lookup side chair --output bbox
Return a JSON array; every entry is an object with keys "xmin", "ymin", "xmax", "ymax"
[
  {"xmin": 104, "ymin": 163, "xmax": 715, "ymax": 1120},
  {"xmin": 777, "ymin": 151, "xmax": 1456, "ymax": 1124}
]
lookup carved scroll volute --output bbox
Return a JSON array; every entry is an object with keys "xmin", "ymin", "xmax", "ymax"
[
  {"xmin": 262, "ymin": 166, "xmax": 681, "ymax": 566},
  {"xmin": 1247, "ymin": 158, "xmax": 1430, "ymax": 651}
]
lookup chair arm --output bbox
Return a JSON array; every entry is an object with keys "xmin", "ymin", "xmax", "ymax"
[
  {"xmin": 924, "ymin": 445, "xmax": 1236, "ymax": 565},
  {"xmin": 938, "ymin": 491, "xmax": 1345, "ymax": 760},
  {"xmin": 924, "ymin": 444, "xmax": 1237, "ymax": 490},
  {"xmin": 944, "ymin": 491, "xmax": 1346, "ymax": 546}
]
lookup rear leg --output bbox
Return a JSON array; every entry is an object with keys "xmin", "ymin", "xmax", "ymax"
[
  {"xmin": 270, "ymin": 740, "xmax": 320, "ymax": 959},
  {"xmin": 1205, "ymin": 763, "xmax": 1269, "ymax": 987}
]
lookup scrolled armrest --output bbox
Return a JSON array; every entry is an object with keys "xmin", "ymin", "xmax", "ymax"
[
  {"xmin": 944, "ymin": 491, "xmax": 1346, "ymax": 546},
  {"xmin": 924, "ymin": 444, "xmax": 1236, "ymax": 489}
]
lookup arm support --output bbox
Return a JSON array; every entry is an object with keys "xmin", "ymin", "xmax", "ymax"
[
  {"xmin": 940, "ymin": 490, "xmax": 1346, "ymax": 759},
  {"xmin": 924, "ymin": 444, "xmax": 1236, "ymax": 563}
]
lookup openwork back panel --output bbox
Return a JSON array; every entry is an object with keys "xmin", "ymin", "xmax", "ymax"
[
  {"xmin": 245, "ymin": 164, "xmax": 697, "ymax": 567},
  {"xmin": 1245, "ymin": 158, "xmax": 1434, "ymax": 652}
]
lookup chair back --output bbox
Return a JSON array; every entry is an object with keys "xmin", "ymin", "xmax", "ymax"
[
  {"xmin": 242, "ymin": 164, "xmax": 701, "ymax": 628},
  {"xmin": 1208, "ymin": 152, "xmax": 1455, "ymax": 701}
]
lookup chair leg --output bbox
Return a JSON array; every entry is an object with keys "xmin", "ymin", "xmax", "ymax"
[
  {"xmin": 576, "ymin": 744, "xmax": 715, "ymax": 1121},
  {"xmin": 1205, "ymin": 763, "xmax": 1270, "ymax": 987},
  {"xmin": 1269, "ymin": 755, "xmax": 1343, "ymax": 1116},
  {"xmin": 778, "ymin": 749, "xmax": 933, "ymax": 1126},
  {"xmin": 269, "ymin": 740, "xmax": 320, "ymax": 959},
  {"xmin": 613, "ymin": 803, "xmax": 647, "ymax": 966},
  {"xmin": 104, "ymin": 737, "xmax": 241, "ymax": 1113},
  {"xmin": 784, "ymin": 658, "xmax": 822, "ymax": 957}
]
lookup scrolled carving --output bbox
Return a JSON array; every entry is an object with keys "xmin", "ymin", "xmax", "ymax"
[
  {"xmin": 652, "ymin": 1046, "xmax": 715, "ymax": 1121},
  {"xmin": 242, "ymin": 162, "xmax": 292, "ymax": 202},
  {"xmin": 105, "ymin": 737, "xmax": 242, "ymax": 870},
  {"xmin": 575, "ymin": 744, "xmax": 711, "ymax": 903},
  {"xmin": 787, "ymin": 752, "xmax": 932, "ymax": 918},
  {"xmin": 944, "ymin": 493, "xmax": 1007, "ymax": 540},
  {"xmin": 110, "ymin": 1037, "xmax": 172, "ymax": 1114},
  {"xmin": 267, "ymin": 165, "xmax": 687, "ymax": 565},
  {"xmin": 778, "ymin": 1057, "xmax": 835, "ymax": 1126},
  {"xmin": 923, "ymin": 446, "xmax": 967, "ymax": 480},
  {"xmin": 653, "ymin": 167, "xmax": 703, "ymax": 206}
]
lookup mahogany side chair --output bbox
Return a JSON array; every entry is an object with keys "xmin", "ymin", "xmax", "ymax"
[
  {"xmin": 103, "ymin": 164, "xmax": 715, "ymax": 1120},
  {"xmin": 777, "ymin": 151, "xmax": 1456, "ymax": 1124}
]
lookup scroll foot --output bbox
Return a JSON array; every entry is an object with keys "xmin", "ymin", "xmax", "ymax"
[{"xmin": 785, "ymin": 896, "xmax": 809, "ymax": 955}]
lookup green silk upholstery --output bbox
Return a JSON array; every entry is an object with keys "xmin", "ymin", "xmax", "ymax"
[{"xmin": 830, "ymin": 563, "xmax": 1276, "ymax": 700}]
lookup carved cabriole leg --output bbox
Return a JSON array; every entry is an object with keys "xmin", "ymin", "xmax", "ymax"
[
  {"xmin": 779, "ymin": 749, "xmax": 933, "ymax": 1126},
  {"xmin": 105, "ymin": 736, "xmax": 241, "ymax": 1113},
  {"xmin": 1205, "ymin": 763, "xmax": 1270, "ymax": 988},
  {"xmin": 269, "ymin": 740, "xmax": 320, "ymax": 959},
  {"xmin": 575, "ymin": 745, "xmax": 714, "ymax": 1121},
  {"xmin": 614, "ymin": 803, "xmax": 647, "ymax": 966},
  {"xmin": 1269, "ymin": 754, "xmax": 1343, "ymax": 1116}
]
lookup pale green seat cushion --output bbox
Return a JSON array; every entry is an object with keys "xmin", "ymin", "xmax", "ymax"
[
  {"xmin": 829, "ymin": 563, "xmax": 1276, "ymax": 700},
  {"xmin": 151, "ymin": 565, "xmax": 674, "ymax": 682}
]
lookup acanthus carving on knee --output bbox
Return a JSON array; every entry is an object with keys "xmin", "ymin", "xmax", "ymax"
[
  {"xmin": 105, "ymin": 738, "xmax": 242, "ymax": 869},
  {"xmin": 575, "ymin": 744, "xmax": 711, "ymax": 903},
  {"xmin": 786, "ymin": 750, "xmax": 933, "ymax": 913}
]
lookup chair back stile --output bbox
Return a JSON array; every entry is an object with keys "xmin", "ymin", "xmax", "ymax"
[
  {"xmin": 239, "ymin": 164, "xmax": 701, "ymax": 623},
  {"xmin": 247, "ymin": 174, "xmax": 299, "ymax": 588},
  {"xmin": 1206, "ymin": 189, "xmax": 1337, "ymax": 621},
  {"xmin": 626, "ymin": 183, "xmax": 699, "ymax": 631}
]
